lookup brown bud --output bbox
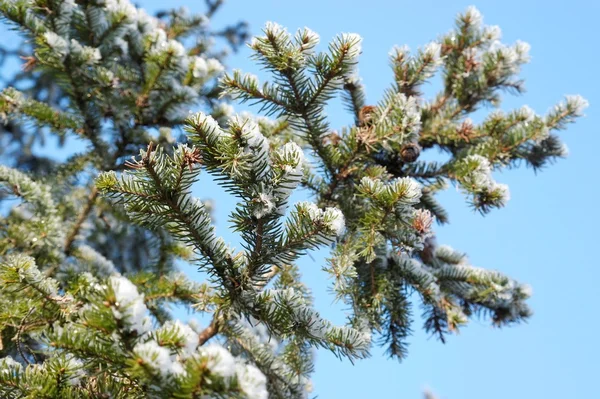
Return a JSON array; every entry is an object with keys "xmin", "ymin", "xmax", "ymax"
[
  {"xmin": 412, "ymin": 209, "xmax": 433, "ymax": 234},
  {"xmin": 358, "ymin": 105, "xmax": 377, "ymax": 127},
  {"xmin": 183, "ymin": 147, "xmax": 203, "ymax": 171},
  {"xmin": 400, "ymin": 142, "xmax": 421, "ymax": 163},
  {"xmin": 322, "ymin": 131, "xmax": 342, "ymax": 146},
  {"xmin": 456, "ymin": 119, "xmax": 475, "ymax": 142},
  {"xmin": 20, "ymin": 56, "xmax": 37, "ymax": 72}
]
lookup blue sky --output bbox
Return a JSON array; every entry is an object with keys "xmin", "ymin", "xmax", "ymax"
[{"xmin": 4, "ymin": 0, "xmax": 600, "ymax": 397}]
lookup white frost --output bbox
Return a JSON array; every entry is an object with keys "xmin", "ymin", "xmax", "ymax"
[
  {"xmin": 109, "ymin": 276, "xmax": 151, "ymax": 335},
  {"xmin": 236, "ymin": 363, "xmax": 268, "ymax": 399},
  {"xmin": 423, "ymin": 41, "xmax": 442, "ymax": 65},
  {"xmin": 297, "ymin": 202, "xmax": 345, "ymax": 237},
  {"xmin": 322, "ymin": 207, "xmax": 345, "ymax": 236},
  {"xmin": 192, "ymin": 57, "xmax": 208, "ymax": 78},
  {"xmin": 134, "ymin": 340, "xmax": 185, "ymax": 377},
  {"xmin": 340, "ymin": 33, "xmax": 362, "ymax": 62},
  {"xmin": 464, "ymin": 6, "xmax": 483, "ymax": 28},
  {"xmin": 199, "ymin": 344, "xmax": 237, "ymax": 378},
  {"xmin": 43, "ymin": 32, "xmax": 69, "ymax": 58},
  {"xmin": 565, "ymin": 94, "xmax": 589, "ymax": 116},
  {"xmin": 164, "ymin": 320, "xmax": 198, "ymax": 358},
  {"xmin": 206, "ymin": 58, "xmax": 224, "ymax": 75},
  {"xmin": 253, "ymin": 192, "xmax": 276, "ymax": 219}
]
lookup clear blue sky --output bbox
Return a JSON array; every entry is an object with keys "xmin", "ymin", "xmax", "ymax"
[{"xmin": 5, "ymin": 0, "xmax": 600, "ymax": 397}]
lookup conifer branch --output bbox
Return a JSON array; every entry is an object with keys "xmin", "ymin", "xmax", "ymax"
[{"xmin": 0, "ymin": 3, "xmax": 587, "ymax": 396}]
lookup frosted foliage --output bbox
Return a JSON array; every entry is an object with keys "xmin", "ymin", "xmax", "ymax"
[
  {"xmin": 297, "ymin": 27, "xmax": 320, "ymax": 52},
  {"xmin": 272, "ymin": 141, "xmax": 305, "ymax": 210},
  {"xmin": 193, "ymin": 342, "xmax": 269, "ymax": 399},
  {"xmin": 491, "ymin": 182, "xmax": 510, "ymax": 205},
  {"xmin": 396, "ymin": 254, "xmax": 441, "ymax": 300},
  {"xmin": 163, "ymin": 320, "xmax": 198, "ymax": 358},
  {"xmin": 199, "ymin": 344, "xmax": 236, "ymax": 378},
  {"xmin": 390, "ymin": 93, "xmax": 421, "ymax": 135},
  {"xmin": 252, "ymin": 192, "xmax": 276, "ymax": 219},
  {"xmin": 423, "ymin": 41, "xmax": 442, "ymax": 65},
  {"xmin": 484, "ymin": 25, "xmax": 502, "ymax": 41},
  {"xmin": 263, "ymin": 289, "xmax": 328, "ymax": 338},
  {"xmin": 2, "ymin": 4, "xmax": 587, "ymax": 396},
  {"xmin": 242, "ymin": 317, "xmax": 279, "ymax": 352},
  {"xmin": 464, "ymin": 155, "xmax": 491, "ymax": 187},
  {"xmin": 232, "ymin": 115, "xmax": 270, "ymax": 158},
  {"xmin": 104, "ymin": 0, "xmax": 137, "ymax": 21},
  {"xmin": 133, "ymin": 340, "xmax": 185, "ymax": 377},
  {"xmin": 297, "ymin": 202, "xmax": 346, "ymax": 237},
  {"xmin": 302, "ymin": 27, "xmax": 320, "ymax": 44},
  {"xmin": 514, "ymin": 40, "xmax": 531, "ymax": 63},
  {"xmin": 302, "ymin": 201, "xmax": 321, "ymax": 221},
  {"xmin": 192, "ymin": 57, "xmax": 208, "ymax": 78},
  {"xmin": 214, "ymin": 102, "xmax": 235, "ymax": 117},
  {"xmin": 167, "ymin": 40, "xmax": 186, "ymax": 57},
  {"xmin": 558, "ymin": 143, "xmax": 569, "ymax": 157},
  {"xmin": 258, "ymin": 289, "xmax": 371, "ymax": 357},
  {"xmin": 69, "ymin": 39, "xmax": 102, "ymax": 64},
  {"xmin": 389, "ymin": 44, "xmax": 410, "ymax": 59},
  {"xmin": 43, "ymin": 32, "xmax": 69, "ymax": 58},
  {"xmin": 464, "ymin": 6, "xmax": 483, "ymax": 27},
  {"xmin": 565, "ymin": 95, "xmax": 589, "ymax": 116},
  {"xmin": 264, "ymin": 21, "xmax": 286, "ymax": 36},
  {"xmin": 322, "ymin": 207, "xmax": 345, "ymax": 236},
  {"xmin": 460, "ymin": 155, "xmax": 510, "ymax": 206},
  {"xmin": 236, "ymin": 363, "xmax": 269, "ymax": 399},
  {"xmin": 108, "ymin": 276, "xmax": 151, "ymax": 335},
  {"xmin": 518, "ymin": 105, "xmax": 535, "ymax": 122},
  {"xmin": 194, "ymin": 112, "xmax": 226, "ymax": 142},
  {"xmin": 0, "ymin": 357, "xmax": 21, "ymax": 374},
  {"xmin": 521, "ymin": 284, "xmax": 533, "ymax": 298},
  {"xmin": 74, "ymin": 244, "xmax": 116, "ymax": 276},
  {"xmin": 207, "ymin": 58, "xmax": 224, "ymax": 75},
  {"xmin": 278, "ymin": 142, "xmax": 305, "ymax": 168},
  {"xmin": 243, "ymin": 71, "xmax": 260, "ymax": 87},
  {"xmin": 390, "ymin": 177, "xmax": 422, "ymax": 205},
  {"xmin": 340, "ymin": 33, "xmax": 362, "ymax": 61},
  {"xmin": 64, "ymin": 356, "xmax": 85, "ymax": 386}
]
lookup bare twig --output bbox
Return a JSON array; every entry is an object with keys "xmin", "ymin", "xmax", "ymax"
[
  {"xmin": 15, "ymin": 307, "xmax": 36, "ymax": 365},
  {"xmin": 198, "ymin": 317, "xmax": 220, "ymax": 346},
  {"xmin": 64, "ymin": 186, "xmax": 99, "ymax": 255}
]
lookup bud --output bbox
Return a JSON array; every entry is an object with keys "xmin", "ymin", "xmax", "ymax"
[
  {"xmin": 412, "ymin": 209, "xmax": 434, "ymax": 234},
  {"xmin": 400, "ymin": 142, "xmax": 421, "ymax": 163},
  {"xmin": 358, "ymin": 105, "xmax": 377, "ymax": 127}
]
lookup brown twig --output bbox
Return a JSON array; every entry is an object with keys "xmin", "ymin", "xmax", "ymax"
[
  {"xmin": 15, "ymin": 307, "xmax": 36, "ymax": 365},
  {"xmin": 64, "ymin": 186, "xmax": 99, "ymax": 255},
  {"xmin": 197, "ymin": 317, "xmax": 220, "ymax": 346},
  {"xmin": 43, "ymin": 186, "xmax": 99, "ymax": 277}
]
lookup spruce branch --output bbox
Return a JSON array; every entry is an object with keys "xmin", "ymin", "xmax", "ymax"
[{"xmin": 0, "ymin": 3, "xmax": 588, "ymax": 396}]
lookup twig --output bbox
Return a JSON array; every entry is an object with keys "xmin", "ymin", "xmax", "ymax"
[
  {"xmin": 44, "ymin": 186, "xmax": 99, "ymax": 277},
  {"xmin": 15, "ymin": 307, "xmax": 36, "ymax": 365},
  {"xmin": 64, "ymin": 186, "xmax": 99, "ymax": 255},
  {"xmin": 198, "ymin": 317, "xmax": 220, "ymax": 346}
]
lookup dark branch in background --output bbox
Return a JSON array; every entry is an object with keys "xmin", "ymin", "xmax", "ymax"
[{"xmin": 63, "ymin": 186, "xmax": 99, "ymax": 255}]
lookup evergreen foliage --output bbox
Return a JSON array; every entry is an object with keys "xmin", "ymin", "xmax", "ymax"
[{"xmin": 0, "ymin": 2, "xmax": 587, "ymax": 398}]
